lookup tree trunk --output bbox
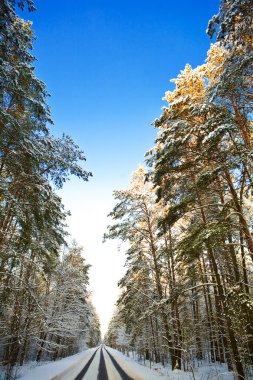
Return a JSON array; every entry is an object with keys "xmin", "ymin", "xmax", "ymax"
[{"xmin": 197, "ymin": 194, "xmax": 245, "ymax": 379}]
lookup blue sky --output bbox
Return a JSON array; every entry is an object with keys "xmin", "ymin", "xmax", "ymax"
[{"xmin": 22, "ymin": 0, "xmax": 219, "ymax": 334}]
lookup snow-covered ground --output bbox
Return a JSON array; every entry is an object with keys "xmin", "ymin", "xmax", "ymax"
[
  {"xmin": 1, "ymin": 346, "xmax": 238, "ymax": 380},
  {"xmin": 10, "ymin": 346, "xmax": 169, "ymax": 380},
  {"xmin": 103, "ymin": 349, "xmax": 125, "ymax": 380},
  {"xmin": 121, "ymin": 349, "xmax": 236, "ymax": 380},
  {"xmin": 149, "ymin": 361, "xmax": 235, "ymax": 380},
  {"xmin": 54, "ymin": 346, "xmax": 170, "ymax": 380},
  {"xmin": 105, "ymin": 347, "xmax": 170, "ymax": 380},
  {"xmin": 16, "ymin": 348, "xmax": 97, "ymax": 380}
]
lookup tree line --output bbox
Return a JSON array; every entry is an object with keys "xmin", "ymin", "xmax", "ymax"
[
  {"xmin": 0, "ymin": 1, "xmax": 100, "ymax": 379},
  {"xmin": 104, "ymin": 1, "xmax": 253, "ymax": 379}
]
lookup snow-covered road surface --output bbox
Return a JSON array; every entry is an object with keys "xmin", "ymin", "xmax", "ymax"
[
  {"xmin": 52, "ymin": 345, "xmax": 169, "ymax": 380},
  {"xmin": 17, "ymin": 346, "xmax": 235, "ymax": 380}
]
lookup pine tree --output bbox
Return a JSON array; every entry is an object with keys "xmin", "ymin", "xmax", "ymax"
[
  {"xmin": 0, "ymin": 2, "xmax": 97, "ymax": 378},
  {"xmin": 105, "ymin": 2, "xmax": 253, "ymax": 379}
]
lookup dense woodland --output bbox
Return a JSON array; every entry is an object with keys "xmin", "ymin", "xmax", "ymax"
[
  {"xmin": 104, "ymin": 1, "xmax": 253, "ymax": 379},
  {"xmin": 0, "ymin": 1, "xmax": 100, "ymax": 379},
  {"xmin": 1, "ymin": 0, "xmax": 253, "ymax": 379}
]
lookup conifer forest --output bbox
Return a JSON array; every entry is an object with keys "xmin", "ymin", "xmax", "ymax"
[{"xmin": 0, "ymin": 0, "xmax": 253, "ymax": 380}]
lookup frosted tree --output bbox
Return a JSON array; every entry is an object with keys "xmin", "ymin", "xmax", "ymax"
[
  {"xmin": 85, "ymin": 300, "xmax": 101, "ymax": 348},
  {"xmin": 0, "ymin": 2, "xmax": 95, "ymax": 379},
  {"xmin": 106, "ymin": 2, "xmax": 253, "ymax": 379},
  {"xmin": 105, "ymin": 167, "xmax": 184, "ymax": 369}
]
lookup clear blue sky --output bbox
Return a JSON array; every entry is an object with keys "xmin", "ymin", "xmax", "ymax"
[
  {"xmin": 21, "ymin": 0, "xmax": 220, "ymax": 334},
  {"xmin": 23, "ymin": 0, "xmax": 219, "ymax": 177}
]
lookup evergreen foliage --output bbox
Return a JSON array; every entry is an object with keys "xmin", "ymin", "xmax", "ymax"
[
  {"xmin": 0, "ymin": 2, "xmax": 100, "ymax": 379},
  {"xmin": 105, "ymin": 1, "xmax": 253, "ymax": 379}
]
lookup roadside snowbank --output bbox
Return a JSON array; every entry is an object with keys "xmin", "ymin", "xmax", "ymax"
[
  {"xmin": 153, "ymin": 362, "xmax": 235, "ymax": 380},
  {"xmin": 107, "ymin": 347, "xmax": 235, "ymax": 380},
  {"xmin": 2, "ymin": 346, "xmax": 237, "ymax": 380},
  {"xmin": 17, "ymin": 348, "xmax": 97, "ymax": 380},
  {"xmin": 106, "ymin": 347, "xmax": 170, "ymax": 380}
]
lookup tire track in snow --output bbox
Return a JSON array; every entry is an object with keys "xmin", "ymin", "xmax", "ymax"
[
  {"xmin": 73, "ymin": 347, "xmax": 100, "ymax": 380},
  {"xmin": 104, "ymin": 347, "xmax": 133, "ymax": 380}
]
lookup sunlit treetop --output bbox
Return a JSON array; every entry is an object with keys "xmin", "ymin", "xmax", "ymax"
[
  {"xmin": 202, "ymin": 43, "xmax": 227, "ymax": 84},
  {"xmin": 163, "ymin": 64, "xmax": 205, "ymax": 111},
  {"xmin": 207, "ymin": 0, "xmax": 253, "ymax": 50}
]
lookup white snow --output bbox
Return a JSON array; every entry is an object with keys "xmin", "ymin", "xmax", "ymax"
[
  {"xmin": 11, "ymin": 346, "xmax": 236, "ymax": 380},
  {"xmin": 79, "ymin": 347, "xmax": 100, "ymax": 380},
  {"xmin": 17, "ymin": 347, "xmax": 98, "ymax": 380},
  {"xmin": 151, "ymin": 363, "xmax": 235, "ymax": 380},
  {"xmin": 103, "ymin": 349, "xmax": 122, "ymax": 380},
  {"xmin": 109, "ymin": 348, "xmax": 236, "ymax": 380},
  {"xmin": 105, "ymin": 347, "xmax": 170, "ymax": 380}
]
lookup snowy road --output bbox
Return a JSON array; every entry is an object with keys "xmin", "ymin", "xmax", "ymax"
[
  {"xmin": 51, "ymin": 346, "xmax": 167, "ymax": 380},
  {"xmin": 52, "ymin": 346, "xmax": 133, "ymax": 380}
]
